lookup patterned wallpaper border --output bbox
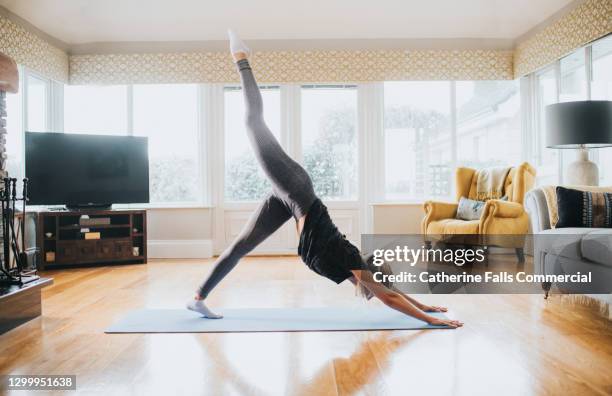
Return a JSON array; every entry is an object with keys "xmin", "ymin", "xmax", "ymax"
[
  {"xmin": 0, "ymin": 14, "xmax": 68, "ymax": 82},
  {"xmin": 69, "ymin": 49, "xmax": 514, "ymax": 84},
  {"xmin": 1, "ymin": 0, "xmax": 610, "ymax": 84},
  {"xmin": 514, "ymin": 0, "xmax": 612, "ymax": 78}
]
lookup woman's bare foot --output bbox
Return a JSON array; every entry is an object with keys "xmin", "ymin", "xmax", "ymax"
[
  {"xmin": 186, "ymin": 296, "xmax": 223, "ymax": 319},
  {"xmin": 228, "ymin": 29, "xmax": 250, "ymax": 62}
]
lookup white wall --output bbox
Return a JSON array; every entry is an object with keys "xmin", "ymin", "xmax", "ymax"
[
  {"xmin": 146, "ymin": 208, "xmax": 214, "ymax": 258},
  {"xmin": 371, "ymin": 203, "xmax": 423, "ymax": 234}
]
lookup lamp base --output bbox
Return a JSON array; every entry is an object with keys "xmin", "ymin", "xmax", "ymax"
[{"xmin": 566, "ymin": 149, "xmax": 599, "ymax": 186}]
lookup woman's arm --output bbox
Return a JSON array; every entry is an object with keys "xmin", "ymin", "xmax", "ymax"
[
  {"xmin": 350, "ymin": 270, "xmax": 463, "ymax": 328},
  {"xmin": 389, "ymin": 286, "xmax": 447, "ymax": 313}
]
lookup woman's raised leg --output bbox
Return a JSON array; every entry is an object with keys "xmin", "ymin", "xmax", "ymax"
[{"xmin": 233, "ymin": 36, "xmax": 316, "ymax": 219}]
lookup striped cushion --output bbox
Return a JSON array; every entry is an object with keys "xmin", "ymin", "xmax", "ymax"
[{"xmin": 556, "ymin": 186, "xmax": 612, "ymax": 228}]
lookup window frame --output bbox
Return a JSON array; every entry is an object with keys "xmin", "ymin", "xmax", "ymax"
[
  {"xmin": 7, "ymin": 67, "xmax": 62, "ymax": 182},
  {"xmin": 24, "ymin": 71, "xmax": 51, "ymax": 133},
  {"xmin": 532, "ymin": 64, "xmax": 562, "ymax": 185}
]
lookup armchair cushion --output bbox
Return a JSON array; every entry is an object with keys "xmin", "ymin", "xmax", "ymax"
[{"xmin": 426, "ymin": 219, "xmax": 480, "ymax": 235}]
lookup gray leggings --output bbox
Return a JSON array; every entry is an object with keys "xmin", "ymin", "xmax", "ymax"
[{"xmin": 197, "ymin": 59, "xmax": 316, "ymax": 298}]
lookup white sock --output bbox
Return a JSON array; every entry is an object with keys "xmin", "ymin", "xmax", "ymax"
[
  {"xmin": 186, "ymin": 299, "xmax": 223, "ymax": 319},
  {"xmin": 228, "ymin": 29, "xmax": 250, "ymax": 57}
]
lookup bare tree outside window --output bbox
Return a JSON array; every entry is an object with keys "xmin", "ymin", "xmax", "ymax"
[
  {"xmin": 302, "ymin": 86, "xmax": 358, "ymax": 200},
  {"xmin": 224, "ymin": 86, "xmax": 280, "ymax": 202}
]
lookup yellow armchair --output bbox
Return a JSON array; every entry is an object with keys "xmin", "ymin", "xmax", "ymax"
[{"xmin": 422, "ymin": 162, "xmax": 536, "ymax": 261}]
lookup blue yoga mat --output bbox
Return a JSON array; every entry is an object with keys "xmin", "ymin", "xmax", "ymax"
[{"xmin": 105, "ymin": 307, "xmax": 451, "ymax": 333}]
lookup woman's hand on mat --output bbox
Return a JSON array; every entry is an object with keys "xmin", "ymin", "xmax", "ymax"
[
  {"xmin": 426, "ymin": 317, "xmax": 463, "ymax": 328},
  {"xmin": 420, "ymin": 305, "xmax": 448, "ymax": 313}
]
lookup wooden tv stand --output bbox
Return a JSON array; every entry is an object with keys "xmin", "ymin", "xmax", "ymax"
[{"xmin": 35, "ymin": 209, "xmax": 147, "ymax": 270}]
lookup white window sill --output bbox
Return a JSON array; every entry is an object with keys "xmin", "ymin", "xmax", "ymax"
[
  {"xmin": 116, "ymin": 203, "xmax": 214, "ymax": 210},
  {"xmin": 370, "ymin": 199, "xmax": 454, "ymax": 206},
  {"xmin": 370, "ymin": 201, "xmax": 424, "ymax": 206},
  {"xmin": 223, "ymin": 200, "xmax": 360, "ymax": 211}
]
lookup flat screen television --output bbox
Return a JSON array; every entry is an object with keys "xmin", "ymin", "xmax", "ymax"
[{"xmin": 25, "ymin": 132, "xmax": 150, "ymax": 208}]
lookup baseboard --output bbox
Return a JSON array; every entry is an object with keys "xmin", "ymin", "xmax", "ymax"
[{"xmin": 147, "ymin": 239, "xmax": 213, "ymax": 259}]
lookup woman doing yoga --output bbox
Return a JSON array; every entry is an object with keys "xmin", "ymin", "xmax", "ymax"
[{"xmin": 187, "ymin": 31, "xmax": 463, "ymax": 329}]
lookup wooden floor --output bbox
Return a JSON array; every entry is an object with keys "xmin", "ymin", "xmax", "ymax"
[{"xmin": 1, "ymin": 256, "xmax": 612, "ymax": 396}]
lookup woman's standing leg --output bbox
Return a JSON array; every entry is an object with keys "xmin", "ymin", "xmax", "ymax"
[{"xmin": 188, "ymin": 194, "xmax": 292, "ymax": 317}]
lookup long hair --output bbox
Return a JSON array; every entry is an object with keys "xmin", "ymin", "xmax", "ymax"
[{"xmin": 356, "ymin": 254, "xmax": 394, "ymax": 299}]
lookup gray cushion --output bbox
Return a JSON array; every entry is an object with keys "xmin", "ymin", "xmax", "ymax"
[
  {"xmin": 537, "ymin": 228, "xmax": 596, "ymax": 261},
  {"xmin": 581, "ymin": 230, "xmax": 612, "ymax": 267}
]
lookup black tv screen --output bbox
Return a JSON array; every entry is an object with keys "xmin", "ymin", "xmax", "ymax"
[{"xmin": 25, "ymin": 132, "xmax": 150, "ymax": 206}]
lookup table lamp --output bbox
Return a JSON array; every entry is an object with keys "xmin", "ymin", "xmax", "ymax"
[{"xmin": 546, "ymin": 100, "xmax": 612, "ymax": 186}]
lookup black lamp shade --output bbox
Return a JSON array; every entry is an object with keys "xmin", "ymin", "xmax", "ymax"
[{"xmin": 546, "ymin": 100, "xmax": 612, "ymax": 149}]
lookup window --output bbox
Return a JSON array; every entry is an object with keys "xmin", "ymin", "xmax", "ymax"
[
  {"xmin": 456, "ymin": 81, "xmax": 522, "ymax": 169},
  {"xmin": 132, "ymin": 84, "xmax": 201, "ymax": 204},
  {"xmin": 592, "ymin": 36, "xmax": 612, "ymax": 100},
  {"xmin": 383, "ymin": 81, "xmax": 522, "ymax": 200},
  {"xmin": 26, "ymin": 74, "xmax": 49, "ymax": 132},
  {"xmin": 5, "ymin": 89, "xmax": 23, "ymax": 179},
  {"xmin": 301, "ymin": 85, "xmax": 358, "ymax": 200},
  {"xmin": 384, "ymin": 82, "xmax": 452, "ymax": 200},
  {"xmin": 535, "ymin": 68, "xmax": 560, "ymax": 185},
  {"xmin": 224, "ymin": 86, "xmax": 281, "ymax": 202},
  {"xmin": 591, "ymin": 35, "xmax": 612, "ymax": 185},
  {"xmin": 64, "ymin": 85, "xmax": 128, "ymax": 134},
  {"xmin": 560, "ymin": 49, "xmax": 587, "ymax": 103}
]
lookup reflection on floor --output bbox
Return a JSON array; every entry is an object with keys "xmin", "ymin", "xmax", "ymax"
[{"xmin": 1, "ymin": 256, "xmax": 611, "ymax": 395}]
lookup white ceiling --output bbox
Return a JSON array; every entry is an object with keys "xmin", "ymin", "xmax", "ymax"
[{"xmin": 0, "ymin": 0, "xmax": 575, "ymax": 45}]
